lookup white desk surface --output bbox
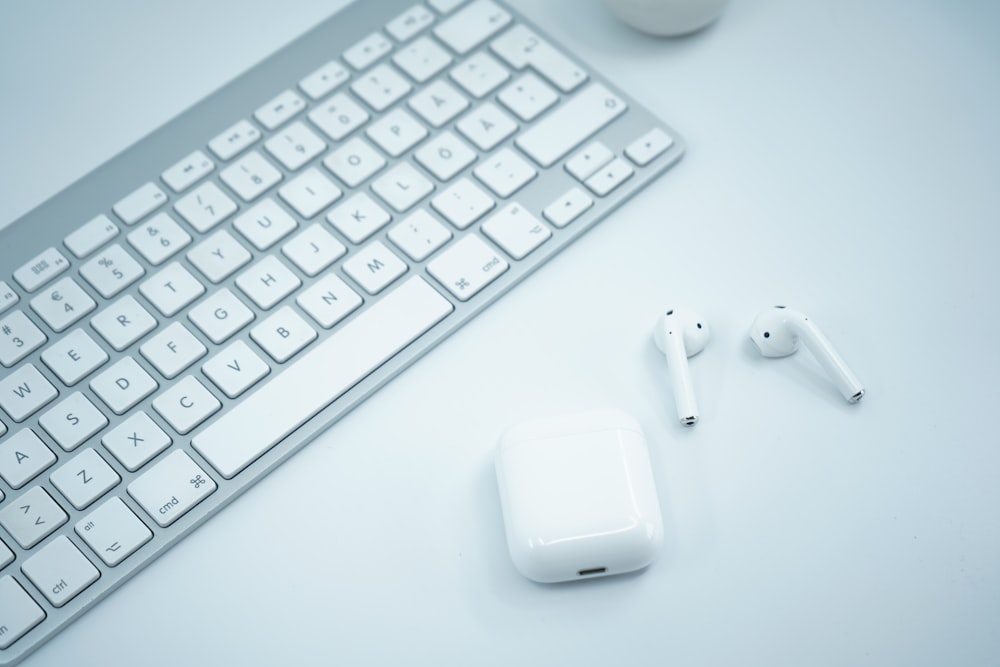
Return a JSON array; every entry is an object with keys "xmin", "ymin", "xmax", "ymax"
[{"xmin": 2, "ymin": 1, "xmax": 999, "ymax": 665}]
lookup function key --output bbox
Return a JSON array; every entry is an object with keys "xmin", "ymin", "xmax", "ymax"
[
  {"xmin": 0, "ymin": 577, "xmax": 46, "ymax": 650},
  {"xmin": 13, "ymin": 247, "xmax": 71, "ymax": 292},
  {"xmin": 161, "ymin": 149, "xmax": 215, "ymax": 192},
  {"xmin": 254, "ymin": 89, "xmax": 306, "ymax": 131},
  {"xmin": 429, "ymin": 0, "xmax": 468, "ymax": 14},
  {"xmin": 208, "ymin": 119, "xmax": 261, "ymax": 161},
  {"xmin": 343, "ymin": 32, "xmax": 393, "ymax": 71},
  {"xmin": 385, "ymin": 5, "xmax": 435, "ymax": 42},
  {"xmin": 433, "ymin": 0, "xmax": 511, "ymax": 55},
  {"xmin": 0, "ymin": 280, "xmax": 19, "ymax": 314},
  {"xmin": 298, "ymin": 60, "xmax": 350, "ymax": 101},
  {"xmin": 64, "ymin": 214, "xmax": 119, "ymax": 259},
  {"xmin": 112, "ymin": 182, "xmax": 168, "ymax": 225}
]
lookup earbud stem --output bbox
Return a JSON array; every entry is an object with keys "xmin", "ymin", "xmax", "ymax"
[
  {"xmin": 664, "ymin": 329, "xmax": 700, "ymax": 425},
  {"xmin": 791, "ymin": 318, "xmax": 865, "ymax": 403}
]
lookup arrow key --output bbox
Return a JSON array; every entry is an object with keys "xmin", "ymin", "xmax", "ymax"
[
  {"xmin": 76, "ymin": 496, "xmax": 153, "ymax": 566},
  {"xmin": 0, "ymin": 486, "xmax": 68, "ymax": 549}
]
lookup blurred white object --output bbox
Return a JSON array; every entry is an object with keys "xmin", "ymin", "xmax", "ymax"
[{"xmin": 602, "ymin": 0, "xmax": 729, "ymax": 36}]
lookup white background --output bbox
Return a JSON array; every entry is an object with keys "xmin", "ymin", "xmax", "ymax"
[{"xmin": 1, "ymin": 0, "xmax": 999, "ymax": 665}]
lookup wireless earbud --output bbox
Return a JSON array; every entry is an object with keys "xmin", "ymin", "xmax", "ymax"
[
  {"xmin": 749, "ymin": 306, "xmax": 865, "ymax": 403},
  {"xmin": 653, "ymin": 308, "xmax": 710, "ymax": 426}
]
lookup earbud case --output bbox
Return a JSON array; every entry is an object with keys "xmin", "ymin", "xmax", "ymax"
[{"xmin": 494, "ymin": 409, "xmax": 664, "ymax": 583}]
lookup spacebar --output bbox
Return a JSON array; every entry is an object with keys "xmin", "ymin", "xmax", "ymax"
[{"xmin": 192, "ymin": 277, "xmax": 453, "ymax": 478}]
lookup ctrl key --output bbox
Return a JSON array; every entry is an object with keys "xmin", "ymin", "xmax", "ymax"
[
  {"xmin": 128, "ymin": 450, "xmax": 217, "ymax": 527},
  {"xmin": 0, "ymin": 576, "xmax": 46, "ymax": 649}
]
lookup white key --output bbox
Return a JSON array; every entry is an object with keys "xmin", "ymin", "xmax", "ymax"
[
  {"xmin": 161, "ymin": 149, "xmax": 215, "ymax": 192},
  {"xmin": 0, "ymin": 429, "xmax": 56, "ymax": 489},
  {"xmin": 327, "ymin": 193, "xmax": 392, "ymax": 244},
  {"xmin": 515, "ymin": 83, "xmax": 627, "ymax": 167},
  {"xmin": 173, "ymin": 181, "xmax": 238, "ymax": 233},
  {"xmin": 371, "ymin": 162, "xmax": 436, "ymax": 213},
  {"xmin": 41, "ymin": 328, "xmax": 109, "ymax": 386},
  {"xmin": 64, "ymin": 214, "xmax": 119, "ymax": 259},
  {"xmin": 13, "ymin": 247, "xmax": 71, "ymax": 293},
  {"xmin": 126, "ymin": 212, "xmax": 192, "ymax": 265},
  {"xmin": 625, "ymin": 127, "xmax": 675, "ymax": 166},
  {"xmin": 250, "ymin": 307, "xmax": 317, "ymax": 363},
  {"xmin": 50, "ymin": 448, "xmax": 121, "ymax": 510},
  {"xmin": 0, "ymin": 577, "xmax": 45, "ymax": 650},
  {"xmin": 254, "ymin": 89, "xmax": 306, "ymax": 130},
  {"xmin": 308, "ymin": 92, "xmax": 371, "ymax": 141},
  {"xmin": 408, "ymin": 80, "xmax": 469, "ymax": 127},
  {"xmin": 187, "ymin": 230, "xmax": 252, "ymax": 283},
  {"xmin": 299, "ymin": 60, "xmax": 350, "ymax": 100},
  {"xmin": 220, "ymin": 151, "xmax": 283, "ymax": 201},
  {"xmin": 351, "ymin": 64, "xmax": 412, "ymax": 112},
  {"xmin": 297, "ymin": 275, "xmax": 363, "ymax": 329},
  {"xmin": 498, "ymin": 73, "xmax": 558, "ymax": 121},
  {"xmin": 102, "ymin": 411, "xmax": 172, "ymax": 472},
  {"xmin": 192, "ymin": 277, "xmax": 453, "ymax": 479},
  {"xmin": 139, "ymin": 262, "xmax": 206, "ymax": 317},
  {"xmin": 430, "ymin": 177, "xmax": 494, "ymax": 229},
  {"xmin": 278, "ymin": 168, "xmax": 342, "ymax": 220},
  {"xmin": 323, "ymin": 137, "xmax": 387, "ymax": 188},
  {"xmin": 565, "ymin": 141, "xmax": 615, "ymax": 181},
  {"xmin": 386, "ymin": 4, "xmax": 435, "ymax": 42},
  {"xmin": 78, "ymin": 244, "xmax": 145, "ymax": 298},
  {"xmin": 76, "ymin": 496, "xmax": 153, "ymax": 566},
  {"xmin": 366, "ymin": 109, "xmax": 429, "ymax": 157},
  {"xmin": 39, "ymin": 392, "xmax": 109, "ymax": 452},
  {"xmin": 235, "ymin": 256, "xmax": 302, "ymax": 310},
  {"xmin": 0, "ymin": 364, "xmax": 58, "ymax": 422},
  {"xmin": 427, "ymin": 233, "xmax": 509, "ymax": 300},
  {"xmin": 450, "ymin": 51, "xmax": 510, "ymax": 97},
  {"xmin": 30, "ymin": 277, "xmax": 96, "ymax": 333},
  {"xmin": 388, "ymin": 209, "xmax": 453, "ymax": 261},
  {"xmin": 428, "ymin": 0, "xmax": 466, "ymax": 12},
  {"xmin": 343, "ymin": 32, "xmax": 393, "ymax": 70},
  {"xmin": 414, "ymin": 131, "xmax": 477, "ymax": 181},
  {"xmin": 152, "ymin": 375, "xmax": 221, "ymax": 435},
  {"xmin": 89, "ymin": 357, "xmax": 158, "ymax": 415},
  {"xmin": 112, "ymin": 182, "xmax": 167, "ymax": 225},
  {"xmin": 282, "ymin": 224, "xmax": 347, "ymax": 276},
  {"xmin": 187, "ymin": 289, "xmax": 255, "ymax": 344},
  {"xmin": 481, "ymin": 202, "xmax": 552, "ymax": 260},
  {"xmin": 0, "ymin": 486, "xmax": 67, "ymax": 548},
  {"xmin": 584, "ymin": 157, "xmax": 635, "ymax": 196},
  {"xmin": 0, "ymin": 280, "xmax": 19, "ymax": 315},
  {"xmin": 234, "ymin": 198, "xmax": 301, "ymax": 250},
  {"xmin": 433, "ymin": 0, "xmax": 511, "ymax": 55},
  {"xmin": 543, "ymin": 186, "xmax": 593, "ymax": 228},
  {"xmin": 202, "ymin": 340, "xmax": 271, "ymax": 399},
  {"xmin": 393, "ymin": 37, "xmax": 452, "ymax": 83},
  {"xmin": 127, "ymin": 450, "xmax": 217, "ymax": 528},
  {"xmin": 0, "ymin": 310, "xmax": 47, "ymax": 367},
  {"xmin": 343, "ymin": 241, "xmax": 409, "ymax": 295},
  {"xmin": 22, "ymin": 535, "xmax": 100, "ymax": 607},
  {"xmin": 90, "ymin": 295, "xmax": 157, "ymax": 352},
  {"xmin": 208, "ymin": 119, "xmax": 262, "ymax": 161},
  {"xmin": 264, "ymin": 120, "xmax": 326, "ymax": 171},
  {"xmin": 490, "ymin": 24, "xmax": 588, "ymax": 93},
  {"xmin": 139, "ymin": 321, "xmax": 207, "ymax": 379},
  {"xmin": 456, "ymin": 102, "xmax": 517, "ymax": 151},
  {"xmin": 473, "ymin": 147, "xmax": 537, "ymax": 198},
  {"xmin": 1, "ymin": 539, "xmax": 13, "ymax": 567}
]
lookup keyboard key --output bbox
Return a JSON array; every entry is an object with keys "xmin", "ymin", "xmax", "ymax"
[
  {"xmin": 430, "ymin": 177, "xmax": 495, "ymax": 229},
  {"xmin": 371, "ymin": 162, "xmax": 435, "ymax": 213},
  {"xmin": 220, "ymin": 151, "xmax": 283, "ymax": 201},
  {"xmin": 450, "ymin": 51, "xmax": 510, "ymax": 98},
  {"xmin": 208, "ymin": 119, "xmax": 262, "ymax": 162},
  {"xmin": 281, "ymin": 224, "xmax": 347, "ymax": 276},
  {"xmin": 481, "ymin": 202, "xmax": 552, "ymax": 260},
  {"xmin": 433, "ymin": 0, "xmax": 511, "ymax": 55},
  {"xmin": 473, "ymin": 147, "xmax": 537, "ymax": 198},
  {"xmin": 350, "ymin": 63, "xmax": 413, "ymax": 112},
  {"xmin": 173, "ymin": 181, "xmax": 239, "ymax": 233},
  {"xmin": 366, "ymin": 108, "xmax": 428, "ymax": 157},
  {"xmin": 0, "ymin": 486, "xmax": 68, "ymax": 549},
  {"xmin": 584, "ymin": 157, "xmax": 634, "ymax": 196},
  {"xmin": 202, "ymin": 340, "xmax": 270, "ymax": 399},
  {"xmin": 0, "ymin": 539, "xmax": 10, "ymax": 567},
  {"xmin": 388, "ymin": 209, "xmax": 453, "ymax": 261},
  {"xmin": 251, "ymin": 307, "xmax": 318, "ymax": 363},
  {"xmin": 308, "ymin": 92, "xmax": 370, "ymax": 141},
  {"xmin": 192, "ymin": 277, "xmax": 453, "ymax": 478},
  {"xmin": 187, "ymin": 288, "xmax": 255, "ymax": 344},
  {"xmin": 0, "ymin": 429, "xmax": 56, "ymax": 489},
  {"xmin": 90, "ymin": 294, "xmax": 158, "ymax": 352},
  {"xmin": 187, "ymin": 230, "xmax": 252, "ymax": 283},
  {"xmin": 161, "ymin": 150, "xmax": 215, "ymax": 192},
  {"xmin": 112, "ymin": 182, "xmax": 167, "ymax": 225},
  {"xmin": 76, "ymin": 496, "xmax": 153, "ymax": 566},
  {"xmin": 408, "ymin": 80, "xmax": 469, "ymax": 127},
  {"xmin": 342, "ymin": 241, "xmax": 409, "ymax": 295},
  {"xmin": 0, "ymin": 280, "xmax": 19, "ymax": 314},
  {"xmin": 264, "ymin": 120, "xmax": 326, "ymax": 171},
  {"xmin": 254, "ymin": 89, "xmax": 306, "ymax": 130},
  {"xmin": 22, "ymin": 536, "xmax": 100, "ymax": 608},
  {"xmin": 296, "ymin": 275, "xmax": 364, "ymax": 328},
  {"xmin": 392, "ymin": 36, "xmax": 453, "ymax": 83},
  {"xmin": 139, "ymin": 321, "xmax": 207, "ymax": 379},
  {"xmin": 298, "ymin": 60, "xmax": 350, "ymax": 100},
  {"xmin": 625, "ymin": 127, "xmax": 675, "ymax": 166},
  {"xmin": 78, "ymin": 244, "xmax": 146, "ymax": 298},
  {"xmin": 29, "ymin": 277, "xmax": 97, "ymax": 333},
  {"xmin": 49, "ymin": 448, "xmax": 121, "ymax": 510},
  {"xmin": 327, "ymin": 193, "xmax": 392, "ymax": 244},
  {"xmin": 0, "ymin": 577, "xmax": 45, "ymax": 650},
  {"xmin": 414, "ymin": 131, "xmax": 477, "ymax": 181},
  {"xmin": 343, "ymin": 32, "xmax": 393, "ymax": 70},
  {"xmin": 278, "ymin": 167, "xmax": 342, "ymax": 220},
  {"xmin": 126, "ymin": 212, "xmax": 192, "ymax": 265},
  {"xmin": 498, "ymin": 73, "xmax": 558, "ymax": 122},
  {"xmin": 0, "ymin": 364, "xmax": 58, "ymax": 422},
  {"xmin": 565, "ymin": 141, "xmax": 614, "ymax": 181},
  {"xmin": 385, "ymin": 4, "xmax": 435, "ymax": 42},
  {"xmin": 542, "ymin": 186, "xmax": 593, "ymax": 228},
  {"xmin": 235, "ymin": 256, "xmax": 302, "ymax": 309},
  {"xmin": 39, "ymin": 392, "xmax": 109, "ymax": 452},
  {"xmin": 64, "ymin": 214, "xmax": 119, "ymax": 259},
  {"xmin": 515, "ymin": 83, "xmax": 627, "ymax": 167},
  {"xmin": 102, "ymin": 411, "xmax": 172, "ymax": 472},
  {"xmin": 426, "ymin": 233, "xmax": 509, "ymax": 300},
  {"xmin": 152, "ymin": 376, "xmax": 221, "ymax": 435},
  {"xmin": 139, "ymin": 262, "xmax": 207, "ymax": 317},
  {"xmin": 90, "ymin": 357, "xmax": 159, "ymax": 415},
  {"xmin": 428, "ymin": 0, "xmax": 466, "ymax": 12},
  {"xmin": 323, "ymin": 137, "xmax": 387, "ymax": 188},
  {"xmin": 41, "ymin": 328, "xmax": 109, "ymax": 386},
  {"xmin": 0, "ymin": 310, "xmax": 48, "ymax": 368},
  {"xmin": 455, "ymin": 102, "xmax": 517, "ymax": 151},
  {"xmin": 490, "ymin": 24, "xmax": 588, "ymax": 93},
  {"xmin": 13, "ymin": 247, "xmax": 71, "ymax": 293},
  {"xmin": 128, "ymin": 450, "xmax": 217, "ymax": 528}
]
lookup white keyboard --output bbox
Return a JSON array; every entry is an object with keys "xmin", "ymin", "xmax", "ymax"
[{"xmin": 0, "ymin": 1, "xmax": 683, "ymax": 663}]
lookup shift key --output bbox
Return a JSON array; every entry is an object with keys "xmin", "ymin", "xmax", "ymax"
[{"xmin": 128, "ymin": 450, "xmax": 217, "ymax": 527}]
